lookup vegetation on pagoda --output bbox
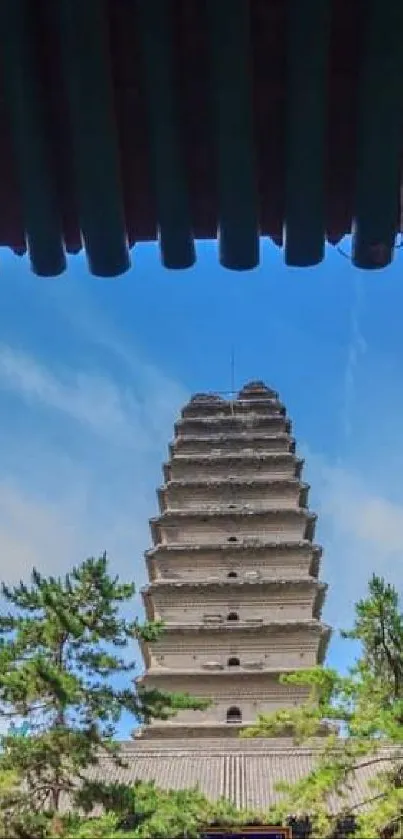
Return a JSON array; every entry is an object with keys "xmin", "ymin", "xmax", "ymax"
[
  {"xmin": 0, "ymin": 554, "xmax": 209, "ymax": 837},
  {"xmin": 242, "ymin": 574, "xmax": 403, "ymax": 838}
]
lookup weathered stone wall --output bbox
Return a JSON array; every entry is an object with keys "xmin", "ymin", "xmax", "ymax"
[
  {"xmin": 150, "ymin": 589, "xmax": 315, "ymax": 623},
  {"xmin": 149, "ymin": 629, "xmax": 320, "ymax": 670},
  {"xmin": 157, "ymin": 516, "xmax": 308, "ymax": 545},
  {"xmin": 151, "ymin": 548, "xmax": 316, "ymax": 582},
  {"xmin": 176, "ymin": 416, "xmax": 289, "ymax": 437},
  {"xmin": 168, "ymin": 455, "xmax": 298, "ymax": 481},
  {"xmin": 160, "ymin": 482, "xmax": 304, "ymax": 511},
  {"xmin": 173, "ymin": 434, "xmax": 292, "ymax": 455},
  {"xmin": 144, "ymin": 671, "xmax": 310, "ymax": 726}
]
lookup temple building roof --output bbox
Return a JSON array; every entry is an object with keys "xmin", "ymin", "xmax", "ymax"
[
  {"xmin": 1, "ymin": 1, "xmax": 402, "ymax": 276},
  {"xmin": 72, "ymin": 740, "xmax": 393, "ymax": 814}
]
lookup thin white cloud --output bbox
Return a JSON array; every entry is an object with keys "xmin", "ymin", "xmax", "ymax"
[
  {"xmin": 0, "ymin": 338, "xmax": 188, "ymax": 590},
  {"xmin": 0, "ymin": 344, "xmax": 187, "ymax": 452},
  {"xmin": 0, "ymin": 482, "xmax": 81, "ymax": 582},
  {"xmin": 319, "ymin": 468, "xmax": 403, "ymax": 555},
  {"xmin": 0, "ymin": 475, "xmax": 149, "ymax": 590},
  {"xmin": 0, "ymin": 344, "xmax": 135, "ymax": 443},
  {"xmin": 304, "ymin": 448, "xmax": 403, "ymax": 626}
]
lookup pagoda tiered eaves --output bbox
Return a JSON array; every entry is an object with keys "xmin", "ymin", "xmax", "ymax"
[
  {"xmin": 170, "ymin": 434, "xmax": 297, "ymax": 459},
  {"xmin": 139, "ymin": 620, "xmax": 331, "ymax": 671},
  {"xmin": 175, "ymin": 415, "xmax": 291, "ymax": 435},
  {"xmin": 142, "ymin": 619, "xmax": 329, "ymax": 636},
  {"xmin": 145, "ymin": 539, "xmax": 322, "ymax": 558},
  {"xmin": 138, "ymin": 381, "xmax": 330, "ymax": 740},
  {"xmin": 157, "ymin": 478, "xmax": 310, "ymax": 514},
  {"xmin": 142, "ymin": 578, "xmax": 328, "ymax": 621},
  {"xmin": 180, "ymin": 398, "xmax": 286, "ymax": 418},
  {"xmin": 164, "ymin": 452, "xmax": 304, "ymax": 481},
  {"xmin": 149, "ymin": 508, "xmax": 317, "ymax": 547},
  {"xmin": 145, "ymin": 540, "xmax": 322, "ymax": 584}
]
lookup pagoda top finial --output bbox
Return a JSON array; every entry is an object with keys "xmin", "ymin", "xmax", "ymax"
[{"xmin": 237, "ymin": 381, "xmax": 276, "ymax": 399}]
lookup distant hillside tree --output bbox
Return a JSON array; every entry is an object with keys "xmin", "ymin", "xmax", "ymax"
[{"xmin": 242, "ymin": 574, "xmax": 403, "ymax": 838}]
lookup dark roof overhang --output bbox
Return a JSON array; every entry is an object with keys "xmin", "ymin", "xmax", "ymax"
[{"xmin": 1, "ymin": 0, "xmax": 402, "ymax": 277}]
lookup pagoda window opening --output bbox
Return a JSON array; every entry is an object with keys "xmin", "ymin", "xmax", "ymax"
[
  {"xmin": 227, "ymin": 536, "xmax": 238, "ymax": 543},
  {"xmin": 227, "ymin": 656, "xmax": 240, "ymax": 667},
  {"xmin": 227, "ymin": 571, "xmax": 238, "ymax": 578},
  {"xmin": 226, "ymin": 706, "xmax": 242, "ymax": 724},
  {"xmin": 227, "ymin": 611, "xmax": 239, "ymax": 621}
]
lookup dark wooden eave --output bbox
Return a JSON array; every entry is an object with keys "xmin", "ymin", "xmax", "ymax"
[{"xmin": 0, "ymin": 0, "xmax": 402, "ymax": 277}]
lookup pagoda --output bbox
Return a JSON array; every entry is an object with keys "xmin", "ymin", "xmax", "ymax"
[
  {"xmin": 137, "ymin": 381, "xmax": 330, "ymax": 741},
  {"xmin": 91, "ymin": 383, "xmax": 380, "ymax": 810}
]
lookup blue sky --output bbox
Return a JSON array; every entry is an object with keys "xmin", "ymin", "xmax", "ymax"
[{"xmin": 0, "ymin": 237, "xmax": 403, "ymax": 737}]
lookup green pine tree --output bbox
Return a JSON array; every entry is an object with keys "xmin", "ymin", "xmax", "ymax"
[
  {"xmin": 0, "ymin": 554, "xmax": 208, "ymax": 836},
  {"xmin": 63, "ymin": 779, "xmax": 268, "ymax": 839},
  {"xmin": 241, "ymin": 574, "xmax": 403, "ymax": 838}
]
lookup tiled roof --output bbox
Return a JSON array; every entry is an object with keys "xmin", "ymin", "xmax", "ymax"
[
  {"xmin": 1, "ymin": 0, "xmax": 403, "ymax": 277},
  {"xmin": 71, "ymin": 740, "xmax": 396, "ymax": 814}
]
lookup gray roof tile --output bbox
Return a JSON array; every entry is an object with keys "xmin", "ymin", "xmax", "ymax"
[{"xmin": 71, "ymin": 740, "xmax": 398, "ymax": 815}]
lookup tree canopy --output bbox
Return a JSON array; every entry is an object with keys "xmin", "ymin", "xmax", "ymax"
[
  {"xmin": 0, "ymin": 554, "xmax": 208, "ymax": 837},
  {"xmin": 2, "ymin": 558, "xmax": 402, "ymax": 838},
  {"xmin": 242, "ymin": 574, "xmax": 403, "ymax": 838},
  {"xmin": 65, "ymin": 779, "xmax": 266, "ymax": 839}
]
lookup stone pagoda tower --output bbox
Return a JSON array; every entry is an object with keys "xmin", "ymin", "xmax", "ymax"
[
  {"xmin": 137, "ymin": 381, "xmax": 330, "ymax": 741},
  {"xmin": 97, "ymin": 381, "xmax": 373, "ymax": 810}
]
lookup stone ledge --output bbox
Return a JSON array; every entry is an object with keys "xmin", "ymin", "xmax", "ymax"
[
  {"xmin": 139, "ymin": 666, "xmax": 309, "ymax": 679},
  {"xmin": 166, "ymin": 453, "xmax": 301, "ymax": 464},
  {"xmin": 145, "ymin": 618, "xmax": 331, "ymax": 634},
  {"xmin": 151, "ymin": 508, "xmax": 316, "ymax": 521},
  {"xmin": 146, "ymin": 539, "xmax": 321, "ymax": 556},
  {"xmin": 143, "ymin": 578, "xmax": 326, "ymax": 590},
  {"xmin": 159, "ymin": 478, "xmax": 308, "ymax": 490},
  {"xmin": 176, "ymin": 415, "xmax": 289, "ymax": 427}
]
